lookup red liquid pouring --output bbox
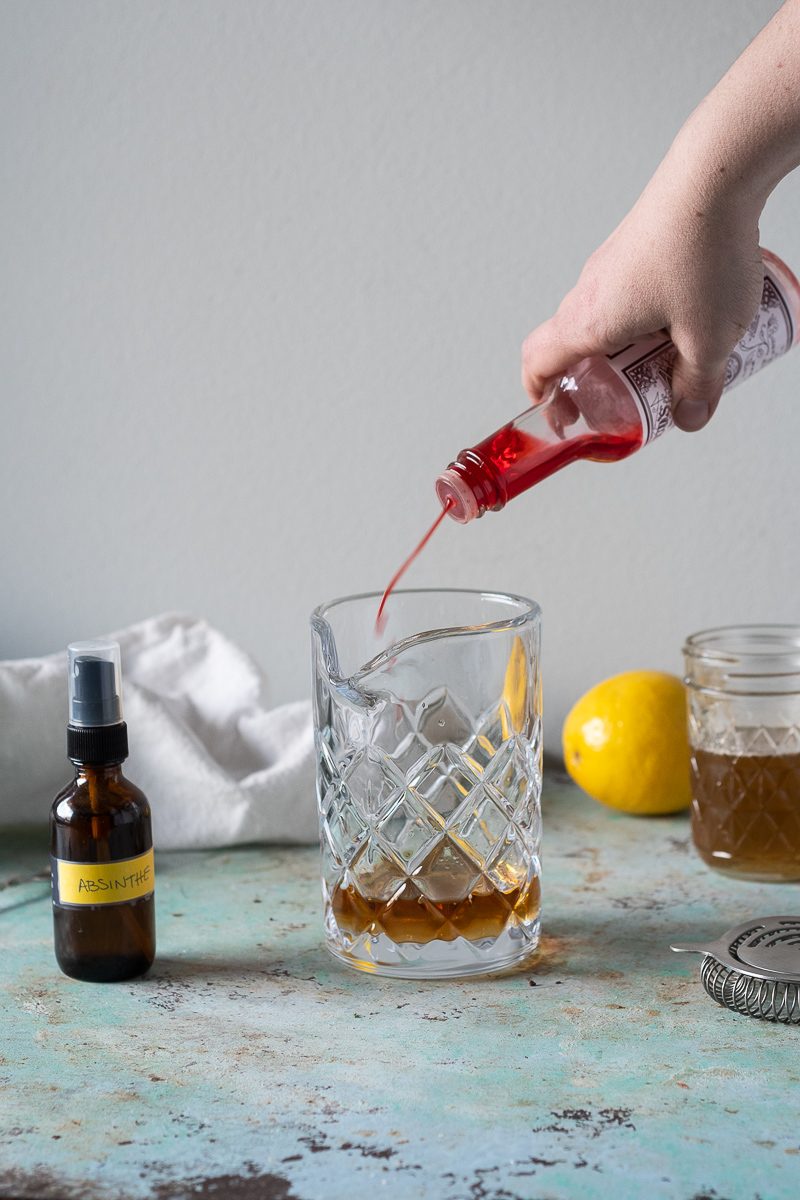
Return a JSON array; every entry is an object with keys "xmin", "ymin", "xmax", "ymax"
[{"xmin": 375, "ymin": 498, "xmax": 454, "ymax": 633}]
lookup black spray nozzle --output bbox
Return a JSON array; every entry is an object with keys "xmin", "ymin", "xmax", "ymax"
[{"xmin": 68, "ymin": 642, "xmax": 123, "ymax": 728}]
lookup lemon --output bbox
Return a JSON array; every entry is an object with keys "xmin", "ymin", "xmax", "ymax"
[{"xmin": 562, "ymin": 671, "xmax": 691, "ymax": 815}]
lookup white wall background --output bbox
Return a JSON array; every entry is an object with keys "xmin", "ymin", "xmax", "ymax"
[{"xmin": 2, "ymin": 0, "xmax": 798, "ymax": 753}]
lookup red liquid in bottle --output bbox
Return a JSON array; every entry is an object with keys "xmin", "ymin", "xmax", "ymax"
[
  {"xmin": 435, "ymin": 368, "xmax": 647, "ymax": 523},
  {"xmin": 468, "ymin": 418, "xmax": 642, "ymax": 505}
]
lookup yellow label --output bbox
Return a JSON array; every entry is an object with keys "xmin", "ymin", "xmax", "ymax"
[{"xmin": 52, "ymin": 848, "xmax": 155, "ymax": 907}]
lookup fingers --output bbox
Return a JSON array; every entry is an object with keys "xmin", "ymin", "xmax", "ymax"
[
  {"xmin": 522, "ymin": 320, "xmax": 576, "ymax": 402},
  {"xmin": 521, "ymin": 313, "xmax": 608, "ymax": 403},
  {"xmin": 670, "ymin": 346, "xmax": 727, "ymax": 432},
  {"xmin": 525, "ymin": 311, "xmax": 730, "ymax": 432},
  {"xmin": 521, "ymin": 275, "xmax": 640, "ymax": 403}
]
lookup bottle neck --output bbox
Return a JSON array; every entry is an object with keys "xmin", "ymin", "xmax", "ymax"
[
  {"xmin": 436, "ymin": 386, "xmax": 574, "ymax": 523},
  {"xmin": 436, "ymin": 452, "xmax": 506, "ymax": 522},
  {"xmin": 72, "ymin": 761, "xmax": 125, "ymax": 783}
]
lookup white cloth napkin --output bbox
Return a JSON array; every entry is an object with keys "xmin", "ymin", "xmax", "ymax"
[{"xmin": 0, "ymin": 614, "xmax": 318, "ymax": 849}]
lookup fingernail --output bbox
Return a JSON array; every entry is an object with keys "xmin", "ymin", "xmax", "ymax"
[{"xmin": 672, "ymin": 396, "xmax": 711, "ymax": 432}]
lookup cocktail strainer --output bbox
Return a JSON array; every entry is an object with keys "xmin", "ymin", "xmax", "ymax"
[{"xmin": 671, "ymin": 916, "xmax": 800, "ymax": 1024}]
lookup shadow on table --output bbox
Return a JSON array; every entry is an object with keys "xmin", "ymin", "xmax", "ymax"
[
  {"xmin": 537, "ymin": 906, "xmax": 715, "ymax": 979},
  {"xmin": 148, "ymin": 948, "xmax": 336, "ymax": 987},
  {"xmin": 148, "ymin": 905, "xmax": 708, "ymax": 989}
]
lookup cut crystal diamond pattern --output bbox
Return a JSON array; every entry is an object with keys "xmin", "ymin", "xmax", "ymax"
[
  {"xmin": 316, "ymin": 677, "xmax": 542, "ymax": 973},
  {"xmin": 417, "ymin": 687, "xmax": 474, "ymax": 749},
  {"xmin": 342, "ymin": 748, "xmax": 404, "ymax": 819},
  {"xmin": 323, "ymin": 782, "xmax": 369, "ymax": 863},
  {"xmin": 412, "ymin": 838, "xmax": 483, "ymax": 902},
  {"xmin": 390, "ymin": 733, "xmax": 429, "ymax": 775},
  {"xmin": 482, "ymin": 735, "xmax": 540, "ymax": 823},
  {"xmin": 465, "ymin": 701, "xmax": 514, "ymax": 770},
  {"xmin": 486, "ymin": 829, "xmax": 535, "ymax": 892},
  {"xmin": 448, "ymin": 785, "xmax": 511, "ymax": 865},
  {"xmin": 410, "ymin": 745, "xmax": 482, "ymax": 819},
  {"xmin": 349, "ymin": 837, "xmax": 408, "ymax": 901},
  {"xmin": 316, "ymin": 733, "xmax": 339, "ymax": 796},
  {"xmin": 377, "ymin": 788, "xmax": 442, "ymax": 865},
  {"xmin": 379, "ymin": 881, "xmax": 449, "ymax": 940}
]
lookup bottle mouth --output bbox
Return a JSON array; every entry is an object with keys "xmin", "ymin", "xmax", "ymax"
[{"xmin": 435, "ymin": 468, "xmax": 479, "ymax": 524}]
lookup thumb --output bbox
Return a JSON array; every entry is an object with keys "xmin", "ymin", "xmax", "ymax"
[{"xmin": 670, "ymin": 351, "xmax": 727, "ymax": 432}]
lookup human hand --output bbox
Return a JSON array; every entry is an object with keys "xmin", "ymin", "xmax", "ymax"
[{"xmin": 521, "ymin": 146, "xmax": 765, "ymax": 432}]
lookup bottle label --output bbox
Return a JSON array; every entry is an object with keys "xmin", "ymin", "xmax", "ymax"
[
  {"xmin": 51, "ymin": 847, "xmax": 155, "ymax": 907},
  {"xmin": 606, "ymin": 265, "xmax": 795, "ymax": 444}
]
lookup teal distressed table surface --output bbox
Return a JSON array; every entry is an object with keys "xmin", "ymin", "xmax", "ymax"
[{"xmin": 2, "ymin": 776, "xmax": 800, "ymax": 1200}]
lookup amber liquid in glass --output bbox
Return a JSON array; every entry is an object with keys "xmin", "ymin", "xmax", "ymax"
[
  {"xmin": 690, "ymin": 749, "xmax": 800, "ymax": 881},
  {"xmin": 331, "ymin": 875, "xmax": 541, "ymax": 944}
]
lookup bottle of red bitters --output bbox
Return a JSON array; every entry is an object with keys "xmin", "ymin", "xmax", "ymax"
[
  {"xmin": 436, "ymin": 249, "xmax": 800, "ymax": 522},
  {"xmin": 50, "ymin": 641, "xmax": 155, "ymax": 982}
]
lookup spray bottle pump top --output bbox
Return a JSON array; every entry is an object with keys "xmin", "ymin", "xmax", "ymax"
[
  {"xmin": 66, "ymin": 640, "xmax": 128, "ymax": 764},
  {"xmin": 68, "ymin": 641, "xmax": 124, "ymax": 728}
]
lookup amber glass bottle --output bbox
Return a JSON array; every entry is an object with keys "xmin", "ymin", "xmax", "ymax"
[{"xmin": 50, "ymin": 641, "xmax": 155, "ymax": 982}]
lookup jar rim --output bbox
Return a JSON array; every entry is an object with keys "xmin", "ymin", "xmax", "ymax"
[{"xmin": 684, "ymin": 624, "xmax": 800, "ymax": 664}]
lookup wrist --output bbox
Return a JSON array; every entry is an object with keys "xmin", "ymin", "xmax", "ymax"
[{"xmin": 658, "ymin": 114, "xmax": 767, "ymax": 232}]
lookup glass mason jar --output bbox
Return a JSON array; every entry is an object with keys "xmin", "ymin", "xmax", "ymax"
[
  {"xmin": 311, "ymin": 589, "xmax": 542, "ymax": 979},
  {"xmin": 684, "ymin": 625, "xmax": 800, "ymax": 881}
]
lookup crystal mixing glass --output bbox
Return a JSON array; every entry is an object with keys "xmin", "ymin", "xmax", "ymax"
[{"xmin": 311, "ymin": 589, "xmax": 542, "ymax": 979}]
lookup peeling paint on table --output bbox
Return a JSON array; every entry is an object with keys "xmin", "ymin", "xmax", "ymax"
[{"xmin": 2, "ymin": 776, "xmax": 799, "ymax": 1200}]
